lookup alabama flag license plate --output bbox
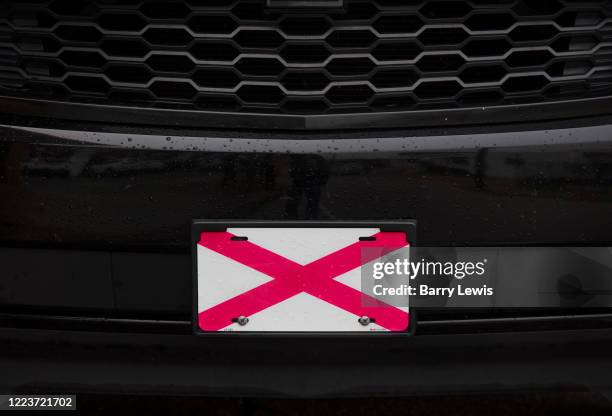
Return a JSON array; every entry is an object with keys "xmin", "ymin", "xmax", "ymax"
[{"xmin": 192, "ymin": 221, "xmax": 415, "ymax": 334}]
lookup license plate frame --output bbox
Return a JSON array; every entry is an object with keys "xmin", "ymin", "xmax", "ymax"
[{"xmin": 192, "ymin": 220, "xmax": 417, "ymax": 337}]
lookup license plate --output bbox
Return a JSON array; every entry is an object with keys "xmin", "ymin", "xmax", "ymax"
[{"xmin": 192, "ymin": 222, "xmax": 415, "ymax": 334}]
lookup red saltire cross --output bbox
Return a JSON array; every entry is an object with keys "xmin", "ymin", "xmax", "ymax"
[{"xmin": 198, "ymin": 231, "xmax": 410, "ymax": 332}]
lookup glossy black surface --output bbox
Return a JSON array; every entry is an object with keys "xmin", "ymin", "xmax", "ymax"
[
  {"xmin": 1, "ymin": 122, "xmax": 612, "ymax": 249},
  {"xmin": 1, "ymin": 117, "xmax": 612, "ymax": 397}
]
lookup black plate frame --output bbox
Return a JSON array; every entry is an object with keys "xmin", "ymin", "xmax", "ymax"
[{"xmin": 192, "ymin": 220, "xmax": 417, "ymax": 337}]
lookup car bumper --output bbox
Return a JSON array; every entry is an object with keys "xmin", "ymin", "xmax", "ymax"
[
  {"xmin": 1, "ymin": 116, "xmax": 612, "ymax": 395},
  {"xmin": 2, "ymin": 326, "xmax": 612, "ymax": 397}
]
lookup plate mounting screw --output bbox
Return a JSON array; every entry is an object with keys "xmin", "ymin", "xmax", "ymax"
[
  {"xmin": 358, "ymin": 316, "xmax": 371, "ymax": 326},
  {"xmin": 236, "ymin": 316, "xmax": 249, "ymax": 326}
]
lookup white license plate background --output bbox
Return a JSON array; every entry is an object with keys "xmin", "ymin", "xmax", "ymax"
[{"xmin": 196, "ymin": 227, "xmax": 409, "ymax": 332}]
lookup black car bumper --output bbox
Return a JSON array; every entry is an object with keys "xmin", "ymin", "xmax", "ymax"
[
  {"xmin": 2, "ymin": 326, "xmax": 612, "ymax": 397},
  {"xmin": 1, "ymin": 116, "xmax": 612, "ymax": 395}
]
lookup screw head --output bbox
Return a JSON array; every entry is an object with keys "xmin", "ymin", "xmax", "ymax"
[
  {"xmin": 358, "ymin": 316, "xmax": 371, "ymax": 326},
  {"xmin": 236, "ymin": 316, "xmax": 249, "ymax": 326}
]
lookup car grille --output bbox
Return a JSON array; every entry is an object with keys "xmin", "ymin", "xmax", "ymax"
[{"xmin": 0, "ymin": 0, "xmax": 611, "ymax": 119}]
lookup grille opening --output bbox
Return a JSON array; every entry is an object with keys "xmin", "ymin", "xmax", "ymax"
[
  {"xmin": 0, "ymin": 69, "xmax": 24, "ymax": 88},
  {"xmin": 334, "ymin": 2, "xmax": 378, "ymax": 20},
  {"xmin": 502, "ymin": 76, "xmax": 549, "ymax": 93},
  {"xmin": 98, "ymin": 13, "xmax": 147, "ymax": 32},
  {"xmin": 282, "ymin": 99, "xmax": 329, "ymax": 114},
  {"xmin": 65, "ymin": 75, "xmax": 110, "ymax": 94},
  {"xmin": 28, "ymin": 83, "xmax": 69, "ymax": 98},
  {"xmin": 372, "ymin": 42, "xmax": 422, "ymax": 61},
  {"xmin": 143, "ymin": 28, "xmax": 193, "ymax": 46},
  {"xmin": 459, "ymin": 65, "xmax": 506, "ymax": 83},
  {"xmin": 420, "ymin": 1, "xmax": 472, "ymax": 19},
  {"xmin": 371, "ymin": 69, "xmax": 417, "ymax": 88},
  {"xmin": 97, "ymin": 0, "xmax": 142, "ymax": 5},
  {"xmin": 59, "ymin": 51, "xmax": 105, "ymax": 68},
  {"xmin": 462, "ymin": 39, "xmax": 511, "ymax": 57},
  {"xmin": 54, "ymin": 25, "xmax": 102, "ymax": 42},
  {"xmin": 109, "ymin": 89, "xmax": 154, "ymax": 105},
  {"xmin": 140, "ymin": 2, "xmax": 191, "ymax": 19},
  {"xmin": 0, "ymin": 46, "xmax": 18, "ymax": 63},
  {"xmin": 24, "ymin": 60, "xmax": 65, "ymax": 77},
  {"xmin": 591, "ymin": 69, "xmax": 612, "ymax": 86},
  {"xmin": 12, "ymin": 11, "xmax": 57, "ymax": 29},
  {"xmin": 280, "ymin": 44, "xmax": 330, "ymax": 63},
  {"xmin": 190, "ymin": 42, "xmax": 239, "ymax": 61},
  {"xmin": 512, "ymin": 1, "xmax": 564, "ymax": 16},
  {"xmin": 417, "ymin": 54, "xmax": 465, "ymax": 72},
  {"xmin": 415, "ymin": 80, "xmax": 462, "ymax": 99},
  {"xmin": 279, "ymin": 17, "xmax": 331, "ymax": 36},
  {"xmin": 17, "ymin": 36, "xmax": 60, "ymax": 52},
  {"xmin": 195, "ymin": 94, "xmax": 241, "ymax": 110},
  {"xmin": 147, "ymin": 54, "xmax": 194, "ymax": 73},
  {"xmin": 238, "ymin": 85, "xmax": 284, "ymax": 104},
  {"xmin": 236, "ymin": 58, "xmax": 284, "ymax": 76},
  {"xmin": 547, "ymin": 61, "xmax": 593, "ymax": 78},
  {"xmin": 150, "ymin": 81, "xmax": 196, "ymax": 99},
  {"xmin": 281, "ymin": 72, "xmax": 329, "ymax": 91},
  {"xmin": 545, "ymin": 82, "xmax": 589, "ymax": 99},
  {"xmin": 557, "ymin": 11, "xmax": 604, "ymax": 27},
  {"xmin": 419, "ymin": 28, "xmax": 469, "ymax": 46},
  {"xmin": 194, "ymin": 69, "xmax": 239, "ymax": 88},
  {"xmin": 552, "ymin": 36, "xmax": 598, "ymax": 53},
  {"xmin": 326, "ymin": 84, "xmax": 374, "ymax": 104},
  {"xmin": 0, "ymin": 0, "xmax": 610, "ymax": 121},
  {"xmin": 50, "ymin": 0, "xmax": 98, "ymax": 16},
  {"xmin": 373, "ymin": 15, "xmax": 423, "ymax": 34},
  {"xmin": 107, "ymin": 65, "xmax": 151, "ymax": 83},
  {"xmin": 506, "ymin": 50, "xmax": 554, "ymax": 67},
  {"xmin": 101, "ymin": 39, "xmax": 149, "ymax": 57},
  {"xmin": 231, "ymin": 3, "xmax": 271, "ymax": 21},
  {"xmin": 189, "ymin": 0, "xmax": 237, "ymax": 7},
  {"xmin": 326, "ymin": 57, "xmax": 375, "ymax": 76},
  {"xmin": 326, "ymin": 30, "xmax": 376, "ymax": 48},
  {"xmin": 509, "ymin": 25, "xmax": 558, "ymax": 42},
  {"xmin": 465, "ymin": 13, "xmax": 515, "ymax": 31},
  {"xmin": 234, "ymin": 30, "xmax": 284, "ymax": 49},
  {"xmin": 188, "ymin": 15, "xmax": 238, "ymax": 35}
]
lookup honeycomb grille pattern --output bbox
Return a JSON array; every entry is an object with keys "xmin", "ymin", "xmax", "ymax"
[{"xmin": 1, "ymin": 0, "xmax": 612, "ymax": 116}]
